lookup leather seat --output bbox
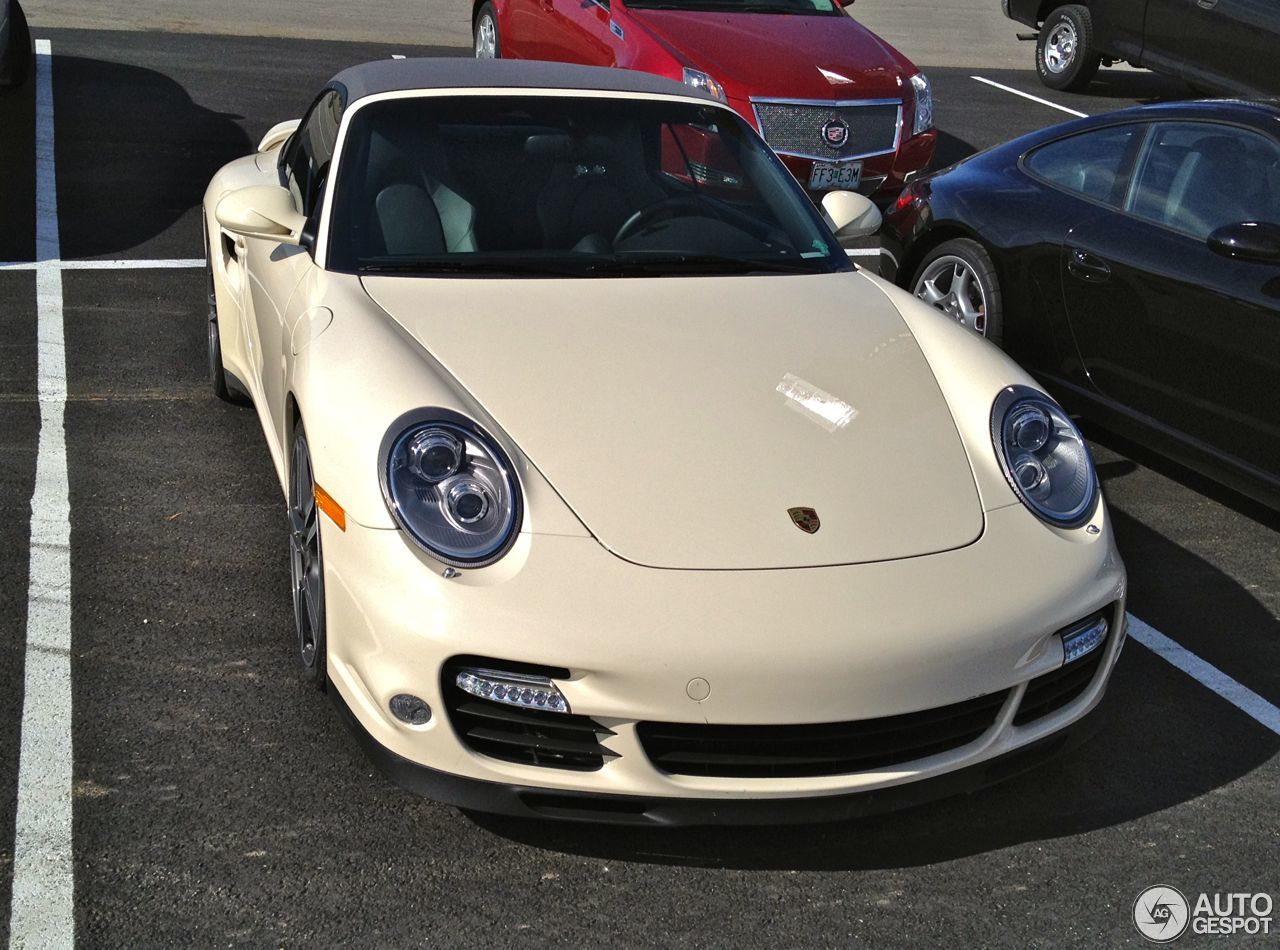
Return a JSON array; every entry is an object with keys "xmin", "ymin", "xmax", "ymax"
[
  {"xmin": 526, "ymin": 132, "xmax": 637, "ymax": 252},
  {"xmin": 366, "ymin": 126, "xmax": 478, "ymax": 258}
]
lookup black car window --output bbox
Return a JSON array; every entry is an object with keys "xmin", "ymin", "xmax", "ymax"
[
  {"xmin": 1126, "ymin": 121, "xmax": 1280, "ymax": 240},
  {"xmin": 282, "ymin": 90, "xmax": 344, "ymax": 218},
  {"xmin": 1024, "ymin": 125, "xmax": 1139, "ymax": 206}
]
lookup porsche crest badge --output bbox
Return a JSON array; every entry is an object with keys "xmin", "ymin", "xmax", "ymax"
[{"xmin": 788, "ymin": 507, "xmax": 821, "ymax": 534}]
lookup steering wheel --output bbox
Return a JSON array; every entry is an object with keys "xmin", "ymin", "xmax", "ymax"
[{"xmin": 613, "ymin": 195, "xmax": 712, "ymax": 246}]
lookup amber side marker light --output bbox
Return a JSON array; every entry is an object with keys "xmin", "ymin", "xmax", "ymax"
[{"xmin": 314, "ymin": 483, "xmax": 346, "ymax": 531}]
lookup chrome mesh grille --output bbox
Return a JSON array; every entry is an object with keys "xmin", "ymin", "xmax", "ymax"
[{"xmin": 753, "ymin": 101, "xmax": 900, "ymax": 160}]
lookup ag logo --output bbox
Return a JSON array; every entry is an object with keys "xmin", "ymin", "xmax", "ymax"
[
  {"xmin": 821, "ymin": 117, "xmax": 849, "ymax": 149},
  {"xmin": 788, "ymin": 507, "xmax": 821, "ymax": 534},
  {"xmin": 1134, "ymin": 886, "xmax": 1190, "ymax": 943}
]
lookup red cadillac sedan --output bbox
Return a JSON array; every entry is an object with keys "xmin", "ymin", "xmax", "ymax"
[{"xmin": 472, "ymin": 0, "xmax": 936, "ymax": 204}]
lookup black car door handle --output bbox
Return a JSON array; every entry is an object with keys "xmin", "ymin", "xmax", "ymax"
[
  {"xmin": 1196, "ymin": 0, "xmax": 1218, "ymax": 9},
  {"xmin": 1067, "ymin": 247, "xmax": 1112, "ymax": 283}
]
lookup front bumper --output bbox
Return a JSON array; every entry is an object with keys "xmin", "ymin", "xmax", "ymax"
[
  {"xmin": 774, "ymin": 130, "xmax": 937, "ymax": 204},
  {"xmin": 320, "ymin": 500, "xmax": 1125, "ymax": 821},
  {"xmin": 332, "ymin": 680, "xmax": 1108, "ymax": 825}
]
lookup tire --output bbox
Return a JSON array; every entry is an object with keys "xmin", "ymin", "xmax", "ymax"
[
  {"xmin": 909, "ymin": 238, "xmax": 1004, "ymax": 347},
  {"xmin": 205, "ymin": 247, "xmax": 233, "ymax": 403},
  {"xmin": 474, "ymin": 3, "xmax": 501, "ymax": 59},
  {"xmin": 289, "ymin": 423, "xmax": 327, "ymax": 691},
  {"xmin": 1036, "ymin": 5, "xmax": 1101, "ymax": 92},
  {"xmin": 204, "ymin": 215, "xmax": 251, "ymax": 405}
]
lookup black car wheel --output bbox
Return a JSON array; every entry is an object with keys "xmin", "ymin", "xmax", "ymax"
[
  {"xmin": 204, "ymin": 216, "xmax": 252, "ymax": 405},
  {"xmin": 474, "ymin": 3, "xmax": 501, "ymax": 59},
  {"xmin": 911, "ymin": 238, "xmax": 1004, "ymax": 346},
  {"xmin": 1036, "ymin": 5, "xmax": 1101, "ymax": 92},
  {"xmin": 289, "ymin": 423, "xmax": 327, "ymax": 690}
]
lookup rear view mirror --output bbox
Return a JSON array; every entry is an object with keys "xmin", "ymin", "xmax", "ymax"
[
  {"xmin": 1207, "ymin": 222, "xmax": 1280, "ymax": 263},
  {"xmin": 821, "ymin": 190, "xmax": 881, "ymax": 239},
  {"xmin": 215, "ymin": 185, "xmax": 306, "ymax": 244}
]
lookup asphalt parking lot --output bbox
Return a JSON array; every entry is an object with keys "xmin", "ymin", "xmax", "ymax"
[{"xmin": 0, "ymin": 21, "xmax": 1277, "ymax": 949}]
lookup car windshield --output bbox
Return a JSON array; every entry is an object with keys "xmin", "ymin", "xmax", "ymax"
[
  {"xmin": 327, "ymin": 95, "xmax": 851, "ymax": 277},
  {"xmin": 625, "ymin": 0, "xmax": 842, "ymax": 14}
]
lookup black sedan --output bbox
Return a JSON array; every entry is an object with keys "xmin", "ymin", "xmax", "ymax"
[{"xmin": 881, "ymin": 99, "xmax": 1280, "ymax": 510}]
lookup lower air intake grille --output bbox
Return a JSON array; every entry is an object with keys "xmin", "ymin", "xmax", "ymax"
[
  {"xmin": 1014, "ymin": 648, "xmax": 1105, "ymax": 726},
  {"xmin": 443, "ymin": 659, "xmax": 615, "ymax": 771},
  {"xmin": 637, "ymin": 690, "xmax": 1009, "ymax": 779}
]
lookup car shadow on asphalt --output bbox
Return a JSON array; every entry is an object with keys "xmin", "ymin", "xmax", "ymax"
[
  {"xmin": 1083, "ymin": 70, "xmax": 1196, "ymax": 104},
  {"xmin": 44, "ymin": 54, "xmax": 254, "ymax": 260},
  {"xmin": 932, "ymin": 129, "xmax": 979, "ymax": 170},
  {"xmin": 465, "ymin": 467, "xmax": 1278, "ymax": 870}
]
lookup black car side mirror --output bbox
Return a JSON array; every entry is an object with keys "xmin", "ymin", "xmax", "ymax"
[{"xmin": 1207, "ymin": 221, "xmax": 1280, "ymax": 263}]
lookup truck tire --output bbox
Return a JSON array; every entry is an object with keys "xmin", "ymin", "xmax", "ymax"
[{"xmin": 1036, "ymin": 5, "xmax": 1102, "ymax": 92}]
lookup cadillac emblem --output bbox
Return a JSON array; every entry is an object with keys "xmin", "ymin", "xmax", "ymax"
[
  {"xmin": 788, "ymin": 507, "xmax": 821, "ymax": 534},
  {"xmin": 821, "ymin": 117, "xmax": 849, "ymax": 150}
]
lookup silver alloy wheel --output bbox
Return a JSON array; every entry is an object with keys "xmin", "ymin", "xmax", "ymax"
[
  {"xmin": 475, "ymin": 15, "xmax": 497, "ymax": 59},
  {"xmin": 289, "ymin": 433, "xmax": 323, "ymax": 673},
  {"xmin": 1043, "ymin": 21, "xmax": 1078, "ymax": 74},
  {"xmin": 913, "ymin": 255, "xmax": 988, "ymax": 336}
]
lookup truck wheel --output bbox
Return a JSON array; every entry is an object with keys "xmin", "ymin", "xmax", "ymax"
[{"xmin": 1036, "ymin": 5, "xmax": 1101, "ymax": 92}]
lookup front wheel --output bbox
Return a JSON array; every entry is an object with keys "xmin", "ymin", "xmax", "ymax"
[
  {"xmin": 1036, "ymin": 5, "xmax": 1101, "ymax": 92},
  {"xmin": 289, "ymin": 423, "xmax": 327, "ymax": 690},
  {"xmin": 910, "ymin": 238, "xmax": 1004, "ymax": 347},
  {"xmin": 474, "ymin": 3, "xmax": 501, "ymax": 59}
]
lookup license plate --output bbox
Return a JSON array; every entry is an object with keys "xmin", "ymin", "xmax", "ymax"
[{"xmin": 808, "ymin": 161, "xmax": 862, "ymax": 191}]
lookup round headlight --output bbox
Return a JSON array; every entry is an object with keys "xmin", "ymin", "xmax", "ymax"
[
  {"xmin": 379, "ymin": 410, "xmax": 521, "ymax": 567},
  {"xmin": 991, "ymin": 386, "xmax": 1098, "ymax": 527}
]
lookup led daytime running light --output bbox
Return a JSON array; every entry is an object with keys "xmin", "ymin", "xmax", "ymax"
[
  {"xmin": 456, "ymin": 668, "xmax": 570, "ymax": 714},
  {"xmin": 1061, "ymin": 615, "xmax": 1108, "ymax": 664}
]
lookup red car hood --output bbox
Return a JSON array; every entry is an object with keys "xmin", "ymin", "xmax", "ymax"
[{"xmin": 626, "ymin": 9, "xmax": 913, "ymax": 101}]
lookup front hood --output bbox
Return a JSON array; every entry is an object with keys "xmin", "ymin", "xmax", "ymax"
[
  {"xmin": 361, "ymin": 271, "xmax": 983, "ymax": 570},
  {"xmin": 627, "ymin": 10, "xmax": 910, "ymax": 100}
]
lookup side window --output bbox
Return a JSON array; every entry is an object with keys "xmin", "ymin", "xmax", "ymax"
[
  {"xmin": 1125, "ymin": 122, "xmax": 1280, "ymax": 240},
  {"xmin": 282, "ymin": 90, "xmax": 344, "ymax": 218},
  {"xmin": 1024, "ymin": 125, "xmax": 1139, "ymax": 206}
]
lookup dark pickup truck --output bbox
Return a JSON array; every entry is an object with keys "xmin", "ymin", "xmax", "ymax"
[{"xmin": 1003, "ymin": 0, "xmax": 1280, "ymax": 95}]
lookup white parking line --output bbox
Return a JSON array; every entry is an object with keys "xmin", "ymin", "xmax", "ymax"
[
  {"xmin": 10, "ymin": 39, "xmax": 76, "ymax": 950},
  {"xmin": 1127, "ymin": 614, "xmax": 1280, "ymax": 736},
  {"xmin": 1, "ymin": 259, "xmax": 203, "ymax": 270},
  {"xmin": 970, "ymin": 75, "xmax": 1090, "ymax": 118}
]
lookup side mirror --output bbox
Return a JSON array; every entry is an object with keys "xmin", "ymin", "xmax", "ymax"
[
  {"xmin": 1207, "ymin": 221, "xmax": 1280, "ymax": 263},
  {"xmin": 258, "ymin": 119, "xmax": 301, "ymax": 153},
  {"xmin": 215, "ymin": 185, "xmax": 306, "ymax": 244},
  {"xmin": 821, "ymin": 190, "xmax": 881, "ymax": 239}
]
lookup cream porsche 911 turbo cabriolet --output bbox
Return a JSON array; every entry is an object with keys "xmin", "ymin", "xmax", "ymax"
[{"xmin": 204, "ymin": 58, "xmax": 1125, "ymax": 825}]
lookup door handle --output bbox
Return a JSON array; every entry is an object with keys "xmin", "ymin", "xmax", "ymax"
[
  {"xmin": 1067, "ymin": 247, "xmax": 1112, "ymax": 283},
  {"xmin": 1196, "ymin": 0, "xmax": 1218, "ymax": 9}
]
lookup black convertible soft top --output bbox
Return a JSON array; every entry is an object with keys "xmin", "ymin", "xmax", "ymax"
[{"xmin": 331, "ymin": 57, "xmax": 712, "ymax": 105}]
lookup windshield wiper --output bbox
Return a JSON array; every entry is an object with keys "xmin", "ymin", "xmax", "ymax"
[
  {"xmin": 588, "ymin": 254, "xmax": 824, "ymax": 276},
  {"xmin": 359, "ymin": 259, "xmax": 588, "ymax": 277}
]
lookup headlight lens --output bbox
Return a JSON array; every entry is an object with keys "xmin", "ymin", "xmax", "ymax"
[
  {"xmin": 380, "ymin": 411, "xmax": 521, "ymax": 567},
  {"xmin": 910, "ymin": 72, "xmax": 933, "ymax": 135},
  {"xmin": 991, "ymin": 386, "xmax": 1098, "ymax": 527},
  {"xmin": 683, "ymin": 67, "xmax": 726, "ymax": 101}
]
